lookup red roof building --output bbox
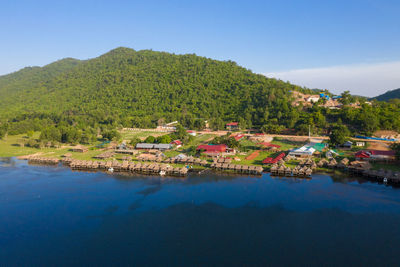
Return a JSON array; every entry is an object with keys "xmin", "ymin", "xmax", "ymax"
[
  {"xmin": 171, "ymin": 140, "xmax": 182, "ymax": 146},
  {"xmin": 258, "ymin": 142, "xmax": 281, "ymax": 149},
  {"xmin": 196, "ymin": 144, "xmax": 227, "ymax": 153},
  {"xmin": 355, "ymin": 151, "xmax": 370, "ymax": 159},
  {"xmin": 355, "ymin": 150, "xmax": 396, "ymax": 161},
  {"xmin": 262, "ymin": 153, "xmax": 285, "ymax": 164},
  {"xmin": 231, "ymin": 134, "xmax": 245, "ymax": 141},
  {"xmin": 226, "ymin": 122, "xmax": 239, "ymax": 130}
]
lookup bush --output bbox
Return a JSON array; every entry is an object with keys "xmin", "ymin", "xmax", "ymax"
[{"xmin": 144, "ymin": 136, "xmax": 156, "ymax": 143}]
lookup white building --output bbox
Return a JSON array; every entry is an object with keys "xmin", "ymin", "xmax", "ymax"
[
  {"xmin": 288, "ymin": 146, "xmax": 316, "ymax": 158},
  {"xmin": 306, "ymin": 95, "xmax": 320, "ymax": 103}
]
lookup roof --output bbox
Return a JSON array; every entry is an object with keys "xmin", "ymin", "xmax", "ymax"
[
  {"xmin": 171, "ymin": 140, "xmax": 182, "ymax": 145},
  {"xmin": 258, "ymin": 142, "xmax": 281, "ymax": 148},
  {"xmin": 136, "ymin": 143, "xmax": 154, "ymax": 149},
  {"xmin": 312, "ymin": 143, "xmax": 326, "ymax": 152},
  {"xmin": 226, "ymin": 122, "xmax": 238, "ymax": 126},
  {"xmin": 355, "ymin": 151, "xmax": 370, "ymax": 158},
  {"xmin": 231, "ymin": 134, "xmax": 245, "ymax": 141},
  {"xmin": 196, "ymin": 144, "xmax": 227, "ymax": 152},
  {"xmin": 289, "ymin": 146, "xmax": 316, "ymax": 155},
  {"xmin": 154, "ymin": 144, "xmax": 172, "ymax": 149},
  {"xmin": 136, "ymin": 143, "xmax": 172, "ymax": 149},
  {"xmin": 356, "ymin": 150, "xmax": 396, "ymax": 158},
  {"xmin": 262, "ymin": 153, "xmax": 285, "ymax": 164}
]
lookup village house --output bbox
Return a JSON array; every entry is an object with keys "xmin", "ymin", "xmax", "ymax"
[
  {"xmin": 356, "ymin": 141, "xmax": 365, "ymax": 147},
  {"xmin": 135, "ymin": 143, "xmax": 172, "ymax": 151},
  {"xmin": 226, "ymin": 122, "xmax": 239, "ymax": 131},
  {"xmin": 156, "ymin": 121, "xmax": 178, "ymax": 131},
  {"xmin": 170, "ymin": 140, "xmax": 182, "ymax": 148},
  {"xmin": 196, "ymin": 144, "xmax": 228, "ymax": 156},
  {"xmin": 71, "ymin": 145, "xmax": 88, "ymax": 153},
  {"xmin": 306, "ymin": 95, "xmax": 320, "ymax": 103},
  {"xmin": 231, "ymin": 134, "xmax": 245, "ymax": 141},
  {"xmin": 355, "ymin": 150, "xmax": 396, "ymax": 162},
  {"xmin": 288, "ymin": 145, "xmax": 316, "ymax": 158},
  {"xmin": 338, "ymin": 141, "xmax": 353, "ymax": 149},
  {"xmin": 187, "ymin": 130, "xmax": 197, "ymax": 136},
  {"xmin": 262, "ymin": 152, "xmax": 285, "ymax": 164},
  {"xmin": 258, "ymin": 142, "xmax": 281, "ymax": 151}
]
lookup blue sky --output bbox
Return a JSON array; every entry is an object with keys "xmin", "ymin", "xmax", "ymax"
[{"xmin": 1, "ymin": 0, "xmax": 400, "ymax": 96}]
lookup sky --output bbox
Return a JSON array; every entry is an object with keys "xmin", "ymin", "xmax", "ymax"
[{"xmin": 1, "ymin": 0, "xmax": 399, "ymax": 97}]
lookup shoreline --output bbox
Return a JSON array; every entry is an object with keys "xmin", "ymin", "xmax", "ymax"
[{"xmin": 4, "ymin": 156, "xmax": 397, "ymax": 185}]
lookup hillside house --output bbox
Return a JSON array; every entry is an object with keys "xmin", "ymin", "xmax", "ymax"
[
  {"xmin": 231, "ymin": 134, "xmax": 245, "ymax": 141},
  {"xmin": 306, "ymin": 95, "xmax": 320, "ymax": 103},
  {"xmin": 187, "ymin": 130, "xmax": 197, "ymax": 136},
  {"xmin": 226, "ymin": 122, "xmax": 239, "ymax": 131}
]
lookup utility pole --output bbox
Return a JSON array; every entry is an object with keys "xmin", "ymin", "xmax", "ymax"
[{"xmin": 308, "ymin": 125, "xmax": 311, "ymax": 140}]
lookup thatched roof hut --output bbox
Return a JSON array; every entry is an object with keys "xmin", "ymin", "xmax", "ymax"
[{"xmin": 200, "ymin": 160, "xmax": 208, "ymax": 166}]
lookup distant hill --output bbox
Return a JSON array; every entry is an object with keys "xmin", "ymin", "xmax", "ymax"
[
  {"xmin": 0, "ymin": 47, "xmax": 302, "ymax": 128},
  {"xmin": 374, "ymin": 88, "xmax": 400, "ymax": 101}
]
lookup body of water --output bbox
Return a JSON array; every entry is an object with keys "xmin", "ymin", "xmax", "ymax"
[{"xmin": 1, "ymin": 158, "xmax": 400, "ymax": 266}]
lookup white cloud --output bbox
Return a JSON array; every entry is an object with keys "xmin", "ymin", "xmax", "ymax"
[{"xmin": 264, "ymin": 61, "xmax": 400, "ymax": 97}]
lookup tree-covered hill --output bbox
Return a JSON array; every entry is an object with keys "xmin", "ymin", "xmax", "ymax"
[
  {"xmin": 0, "ymin": 58, "xmax": 81, "ymax": 101},
  {"xmin": 374, "ymin": 88, "xmax": 400, "ymax": 101},
  {"xmin": 0, "ymin": 47, "xmax": 302, "ymax": 128},
  {"xmin": 0, "ymin": 47, "xmax": 399, "ymax": 140}
]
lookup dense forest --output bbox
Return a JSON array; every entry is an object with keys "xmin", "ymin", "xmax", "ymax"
[
  {"xmin": 0, "ymin": 47, "xmax": 400, "ymax": 144},
  {"xmin": 374, "ymin": 88, "xmax": 400, "ymax": 102}
]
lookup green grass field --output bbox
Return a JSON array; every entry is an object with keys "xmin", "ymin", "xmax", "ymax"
[{"xmin": 0, "ymin": 134, "xmax": 54, "ymax": 157}]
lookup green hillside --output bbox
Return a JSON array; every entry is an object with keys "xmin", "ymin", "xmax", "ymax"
[
  {"xmin": 0, "ymin": 47, "xmax": 399, "ymax": 142},
  {"xmin": 0, "ymin": 58, "xmax": 81, "ymax": 101},
  {"xmin": 0, "ymin": 47, "xmax": 301, "ymax": 128},
  {"xmin": 374, "ymin": 88, "xmax": 400, "ymax": 101}
]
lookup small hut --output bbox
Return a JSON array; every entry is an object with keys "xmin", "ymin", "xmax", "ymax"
[{"xmin": 71, "ymin": 145, "xmax": 88, "ymax": 153}]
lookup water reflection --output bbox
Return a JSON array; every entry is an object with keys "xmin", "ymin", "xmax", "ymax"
[{"xmin": 1, "ymin": 158, "xmax": 400, "ymax": 266}]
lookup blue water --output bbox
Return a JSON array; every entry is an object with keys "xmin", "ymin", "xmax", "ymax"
[{"xmin": 1, "ymin": 158, "xmax": 400, "ymax": 266}]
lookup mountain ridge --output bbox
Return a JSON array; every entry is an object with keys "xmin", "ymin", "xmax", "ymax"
[
  {"xmin": 0, "ymin": 47, "xmax": 302, "ymax": 129},
  {"xmin": 374, "ymin": 88, "xmax": 400, "ymax": 101}
]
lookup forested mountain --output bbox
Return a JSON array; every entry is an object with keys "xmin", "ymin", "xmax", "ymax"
[
  {"xmin": 0, "ymin": 58, "xmax": 81, "ymax": 101},
  {"xmin": 0, "ymin": 47, "xmax": 400, "ymax": 141},
  {"xmin": 374, "ymin": 88, "xmax": 400, "ymax": 101},
  {"xmin": 0, "ymin": 47, "xmax": 303, "ymax": 128}
]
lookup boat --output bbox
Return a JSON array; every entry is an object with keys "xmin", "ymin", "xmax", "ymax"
[
  {"xmin": 159, "ymin": 170, "xmax": 166, "ymax": 176},
  {"xmin": 108, "ymin": 167, "xmax": 114, "ymax": 173},
  {"xmin": 383, "ymin": 177, "xmax": 388, "ymax": 183}
]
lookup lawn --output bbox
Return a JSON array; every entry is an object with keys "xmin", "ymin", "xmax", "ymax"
[
  {"xmin": 0, "ymin": 133, "xmax": 57, "ymax": 157},
  {"xmin": 232, "ymin": 150, "xmax": 275, "ymax": 166}
]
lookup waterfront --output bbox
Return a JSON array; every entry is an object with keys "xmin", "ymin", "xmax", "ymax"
[{"xmin": 1, "ymin": 158, "xmax": 400, "ymax": 266}]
